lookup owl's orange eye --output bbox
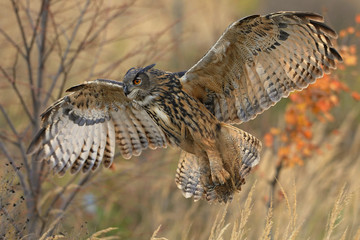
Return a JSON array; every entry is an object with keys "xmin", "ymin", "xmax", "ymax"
[{"xmin": 133, "ymin": 78, "xmax": 142, "ymax": 85}]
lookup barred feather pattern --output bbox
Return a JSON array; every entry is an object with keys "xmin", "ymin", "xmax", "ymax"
[
  {"xmin": 27, "ymin": 80, "xmax": 167, "ymax": 175},
  {"xmin": 175, "ymin": 124, "xmax": 262, "ymax": 203},
  {"xmin": 175, "ymin": 151, "xmax": 204, "ymax": 201},
  {"xmin": 181, "ymin": 11, "xmax": 342, "ymax": 124}
]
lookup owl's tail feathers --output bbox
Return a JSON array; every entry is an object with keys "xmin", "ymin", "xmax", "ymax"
[
  {"xmin": 175, "ymin": 124, "xmax": 262, "ymax": 203},
  {"xmin": 175, "ymin": 151, "xmax": 224, "ymax": 202},
  {"xmin": 218, "ymin": 123, "xmax": 262, "ymax": 191},
  {"xmin": 222, "ymin": 124, "xmax": 262, "ymax": 167},
  {"xmin": 175, "ymin": 151, "xmax": 204, "ymax": 201}
]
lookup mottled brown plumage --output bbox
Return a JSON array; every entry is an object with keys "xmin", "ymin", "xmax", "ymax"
[{"xmin": 27, "ymin": 11, "xmax": 342, "ymax": 203}]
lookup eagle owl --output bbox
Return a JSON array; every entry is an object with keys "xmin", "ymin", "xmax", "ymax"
[{"xmin": 27, "ymin": 12, "xmax": 342, "ymax": 203}]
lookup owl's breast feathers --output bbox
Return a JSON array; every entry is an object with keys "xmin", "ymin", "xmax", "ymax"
[{"xmin": 140, "ymin": 73, "xmax": 218, "ymax": 150}]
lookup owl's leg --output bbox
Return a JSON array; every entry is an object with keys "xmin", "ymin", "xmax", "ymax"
[
  {"xmin": 206, "ymin": 150, "xmax": 231, "ymax": 186},
  {"xmin": 195, "ymin": 153, "xmax": 213, "ymax": 189},
  {"xmin": 216, "ymin": 123, "xmax": 262, "ymax": 190},
  {"xmin": 198, "ymin": 151, "xmax": 236, "ymax": 202},
  {"xmin": 196, "ymin": 153, "xmax": 232, "ymax": 202},
  {"xmin": 175, "ymin": 150, "xmax": 235, "ymax": 203}
]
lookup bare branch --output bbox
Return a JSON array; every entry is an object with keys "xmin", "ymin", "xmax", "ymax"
[
  {"xmin": 0, "ymin": 104, "xmax": 19, "ymax": 137},
  {"xmin": 267, "ymin": 161, "xmax": 283, "ymax": 209},
  {"xmin": 85, "ymin": 1, "xmax": 136, "ymax": 45},
  {"xmin": 36, "ymin": 0, "xmax": 50, "ymax": 103},
  {"xmin": 0, "ymin": 141, "xmax": 29, "ymax": 198},
  {"xmin": 0, "ymin": 132, "xmax": 19, "ymax": 146},
  {"xmin": 29, "ymin": 0, "xmax": 48, "ymax": 52},
  {"xmin": 0, "ymin": 28, "xmax": 26, "ymax": 58},
  {"xmin": 39, "ymin": 213, "xmax": 64, "ymax": 240},
  {"xmin": 87, "ymin": 29, "xmax": 107, "ymax": 79},
  {"xmin": 39, "ymin": 174, "xmax": 79, "ymax": 234},
  {"xmin": 61, "ymin": 172, "xmax": 94, "ymax": 212},
  {"xmin": 42, "ymin": 10, "xmax": 62, "ymax": 64},
  {"xmin": 42, "ymin": 172, "xmax": 94, "ymax": 237},
  {"xmin": 0, "ymin": 104, "xmax": 32, "ymax": 192},
  {"xmin": 43, "ymin": 0, "xmax": 91, "ymax": 106},
  {"xmin": 0, "ymin": 65, "xmax": 35, "ymax": 124},
  {"xmin": 22, "ymin": 0, "xmax": 35, "ymax": 30},
  {"xmin": 0, "ymin": 206, "xmax": 22, "ymax": 238},
  {"xmin": 10, "ymin": 0, "xmax": 29, "ymax": 52}
]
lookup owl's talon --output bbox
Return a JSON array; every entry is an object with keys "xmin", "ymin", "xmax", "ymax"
[{"xmin": 211, "ymin": 168, "xmax": 231, "ymax": 186}]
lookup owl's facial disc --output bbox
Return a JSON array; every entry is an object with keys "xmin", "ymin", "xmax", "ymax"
[{"xmin": 123, "ymin": 64, "xmax": 156, "ymax": 100}]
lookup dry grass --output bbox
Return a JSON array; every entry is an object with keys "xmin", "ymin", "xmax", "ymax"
[{"xmin": 148, "ymin": 110, "xmax": 360, "ymax": 240}]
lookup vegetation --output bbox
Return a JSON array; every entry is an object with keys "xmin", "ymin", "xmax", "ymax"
[{"xmin": 0, "ymin": 0, "xmax": 359, "ymax": 239}]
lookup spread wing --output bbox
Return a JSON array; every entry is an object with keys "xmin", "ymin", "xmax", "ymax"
[
  {"xmin": 27, "ymin": 79, "xmax": 167, "ymax": 175},
  {"xmin": 180, "ymin": 11, "xmax": 342, "ymax": 124}
]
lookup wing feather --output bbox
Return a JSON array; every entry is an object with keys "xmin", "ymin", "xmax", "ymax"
[
  {"xmin": 27, "ymin": 79, "xmax": 168, "ymax": 175},
  {"xmin": 82, "ymin": 124, "xmax": 100, "ymax": 173},
  {"xmin": 71, "ymin": 124, "xmax": 94, "ymax": 174},
  {"xmin": 181, "ymin": 11, "xmax": 342, "ymax": 124},
  {"xmin": 103, "ymin": 120, "xmax": 116, "ymax": 168},
  {"xmin": 92, "ymin": 120, "xmax": 107, "ymax": 171},
  {"xmin": 113, "ymin": 107, "xmax": 133, "ymax": 159}
]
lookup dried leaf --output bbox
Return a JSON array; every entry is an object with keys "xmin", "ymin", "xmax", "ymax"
[
  {"xmin": 264, "ymin": 133, "xmax": 274, "ymax": 147},
  {"xmin": 351, "ymin": 92, "xmax": 360, "ymax": 101},
  {"xmin": 302, "ymin": 130, "xmax": 312, "ymax": 140},
  {"xmin": 347, "ymin": 27, "xmax": 355, "ymax": 34},
  {"xmin": 344, "ymin": 55, "xmax": 357, "ymax": 66},
  {"xmin": 270, "ymin": 127, "xmax": 280, "ymax": 135},
  {"xmin": 356, "ymin": 14, "xmax": 360, "ymax": 24},
  {"xmin": 278, "ymin": 146, "xmax": 290, "ymax": 159},
  {"xmin": 285, "ymin": 109, "xmax": 297, "ymax": 125}
]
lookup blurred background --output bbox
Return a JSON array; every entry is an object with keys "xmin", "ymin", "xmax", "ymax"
[{"xmin": 0, "ymin": 0, "xmax": 359, "ymax": 239}]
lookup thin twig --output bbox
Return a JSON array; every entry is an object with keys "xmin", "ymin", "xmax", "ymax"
[
  {"xmin": 0, "ymin": 206, "xmax": 23, "ymax": 238},
  {"xmin": 38, "ymin": 213, "xmax": 64, "ymax": 240},
  {"xmin": 43, "ymin": 0, "xmax": 91, "ymax": 106},
  {"xmin": 0, "ymin": 141, "xmax": 29, "ymax": 198},
  {"xmin": 84, "ymin": 1, "xmax": 135, "ymax": 45},
  {"xmin": 42, "ymin": 9, "xmax": 61, "ymax": 64},
  {"xmin": 0, "ymin": 104, "xmax": 31, "ymax": 179},
  {"xmin": 10, "ymin": 0, "xmax": 38, "ymax": 125},
  {"xmin": 267, "ymin": 161, "xmax": 283, "ymax": 209},
  {"xmin": 10, "ymin": 0, "xmax": 29, "ymax": 50},
  {"xmin": 36, "ymin": 0, "xmax": 50, "ymax": 117},
  {"xmin": 29, "ymin": 0, "xmax": 47, "ymax": 52},
  {"xmin": 0, "ymin": 132, "xmax": 19, "ymax": 146},
  {"xmin": 0, "ymin": 104, "xmax": 19, "ymax": 137},
  {"xmin": 0, "ymin": 66, "xmax": 35, "ymax": 124},
  {"xmin": 22, "ymin": 0, "xmax": 35, "ymax": 29},
  {"xmin": 39, "ymin": 174, "xmax": 80, "ymax": 234},
  {"xmin": 42, "ymin": 172, "xmax": 94, "ymax": 237},
  {"xmin": 0, "ymin": 28, "xmax": 26, "ymax": 58}
]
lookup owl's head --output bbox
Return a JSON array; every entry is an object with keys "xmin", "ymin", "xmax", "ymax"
[{"xmin": 122, "ymin": 64, "xmax": 161, "ymax": 103}]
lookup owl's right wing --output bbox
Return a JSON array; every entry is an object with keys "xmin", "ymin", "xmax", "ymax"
[
  {"xmin": 27, "ymin": 79, "xmax": 167, "ymax": 175},
  {"xmin": 180, "ymin": 12, "xmax": 342, "ymax": 124}
]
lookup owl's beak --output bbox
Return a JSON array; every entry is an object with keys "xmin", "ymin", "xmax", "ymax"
[{"xmin": 123, "ymin": 85, "xmax": 129, "ymax": 96}]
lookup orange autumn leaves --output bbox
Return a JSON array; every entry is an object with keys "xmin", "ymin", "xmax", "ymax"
[
  {"xmin": 339, "ymin": 14, "xmax": 360, "ymax": 66},
  {"xmin": 264, "ymin": 75, "xmax": 348, "ymax": 167}
]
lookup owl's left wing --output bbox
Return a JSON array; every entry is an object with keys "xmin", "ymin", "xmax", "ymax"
[
  {"xmin": 27, "ymin": 79, "xmax": 167, "ymax": 175},
  {"xmin": 180, "ymin": 11, "xmax": 342, "ymax": 124}
]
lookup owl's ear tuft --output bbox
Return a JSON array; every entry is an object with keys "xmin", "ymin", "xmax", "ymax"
[{"xmin": 141, "ymin": 63, "xmax": 156, "ymax": 73}]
